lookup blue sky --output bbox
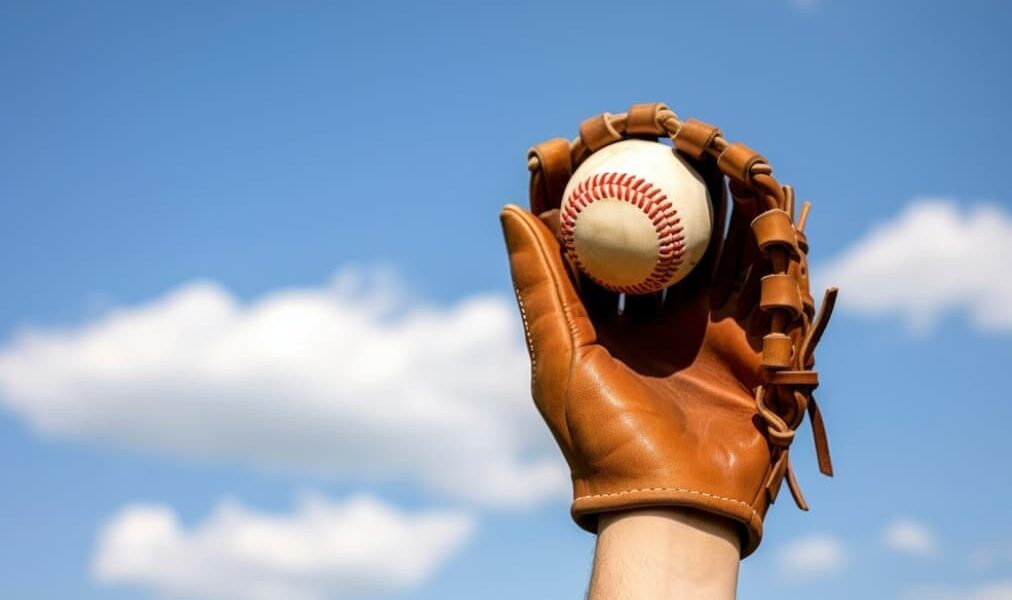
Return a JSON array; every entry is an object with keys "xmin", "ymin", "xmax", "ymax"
[{"xmin": 1, "ymin": 1, "xmax": 1011, "ymax": 599}]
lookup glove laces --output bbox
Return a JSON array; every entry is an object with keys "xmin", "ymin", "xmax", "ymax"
[{"xmin": 526, "ymin": 102, "xmax": 839, "ymax": 511}]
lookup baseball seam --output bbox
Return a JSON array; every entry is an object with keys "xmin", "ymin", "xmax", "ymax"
[{"xmin": 560, "ymin": 172, "xmax": 685, "ymax": 294}]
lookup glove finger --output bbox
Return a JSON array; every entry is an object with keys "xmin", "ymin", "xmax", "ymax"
[
  {"xmin": 710, "ymin": 187, "xmax": 762, "ymax": 321},
  {"xmin": 500, "ymin": 205, "xmax": 597, "ymax": 356},
  {"xmin": 529, "ymin": 138, "xmax": 573, "ymax": 216}
]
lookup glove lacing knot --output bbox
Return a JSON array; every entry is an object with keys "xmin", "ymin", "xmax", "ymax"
[{"xmin": 755, "ymin": 282, "xmax": 837, "ymax": 510}]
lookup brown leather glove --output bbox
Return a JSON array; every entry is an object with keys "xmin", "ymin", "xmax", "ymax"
[{"xmin": 500, "ymin": 103, "xmax": 838, "ymax": 557}]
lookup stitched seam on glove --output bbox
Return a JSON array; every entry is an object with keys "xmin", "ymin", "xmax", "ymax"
[
  {"xmin": 513, "ymin": 285, "xmax": 536, "ymax": 384},
  {"xmin": 516, "ymin": 207, "xmax": 584, "ymax": 463},
  {"xmin": 575, "ymin": 486, "xmax": 760, "ymax": 521},
  {"xmin": 515, "ymin": 206, "xmax": 586, "ymax": 349}
]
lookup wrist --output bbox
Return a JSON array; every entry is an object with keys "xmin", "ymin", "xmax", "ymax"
[{"xmin": 588, "ymin": 508, "xmax": 741, "ymax": 600}]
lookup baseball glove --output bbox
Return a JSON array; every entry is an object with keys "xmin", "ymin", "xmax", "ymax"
[{"xmin": 500, "ymin": 102, "xmax": 837, "ymax": 557}]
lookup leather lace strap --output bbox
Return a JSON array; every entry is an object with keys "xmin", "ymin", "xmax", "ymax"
[{"xmin": 527, "ymin": 103, "xmax": 839, "ymax": 511}]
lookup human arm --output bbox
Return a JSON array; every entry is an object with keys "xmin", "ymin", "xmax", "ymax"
[{"xmin": 588, "ymin": 508, "xmax": 740, "ymax": 600}]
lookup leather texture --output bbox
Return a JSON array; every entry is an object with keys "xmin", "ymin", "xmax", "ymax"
[{"xmin": 500, "ymin": 103, "xmax": 837, "ymax": 557}]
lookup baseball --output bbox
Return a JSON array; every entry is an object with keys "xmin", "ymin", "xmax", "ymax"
[{"xmin": 560, "ymin": 139, "xmax": 713, "ymax": 295}]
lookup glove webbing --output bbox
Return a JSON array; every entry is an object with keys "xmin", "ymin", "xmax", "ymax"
[{"xmin": 527, "ymin": 103, "xmax": 839, "ymax": 511}]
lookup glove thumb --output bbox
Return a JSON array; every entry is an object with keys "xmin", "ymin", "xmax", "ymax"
[{"xmin": 500, "ymin": 204, "xmax": 596, "ymax": 357}]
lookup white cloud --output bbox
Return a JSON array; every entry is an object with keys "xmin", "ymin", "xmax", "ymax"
[
  {"xmin": 883, "ymin": 518, "xmax": 938, "ymax": 557},
  {"xmin": 92, "ymin": 493, "xmax": 475, "ymax": 600},
  {"xmin": 0, "ymin": 268, "xmax": 567, "ymax": 507},
  {"xmin": 819, "ymin": 200, "xmax": 1012, "ymax": 333},
  {"xmin": 776, "ymin": 534, "xmax": 847, "ymax": 579},
  {"xmin": 901, "ymin": 580, "xmax": 1012, "ymax": 600}
]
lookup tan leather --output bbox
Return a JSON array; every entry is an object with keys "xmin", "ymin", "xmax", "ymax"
[
  {"xmin": 579, "ymin": 113, "xmax": 623, "ymax": 152},
  {"xmin": 625, "ymin": 103, "xmax": 670, "ymax": 137},
  {"xmin": 503, "ymin": 103, "xmax": 837, "ymax": 557},
  {"xmin": 673, "ymin": 118, "xmax": 722, "ymax": 159},
  {"xmin": 717, "ymin": 142, "xmax": 765, "ymax": 183},
  {"xmin": 528, "ymin": 138, "xmax": 572, "ymax": 216}
]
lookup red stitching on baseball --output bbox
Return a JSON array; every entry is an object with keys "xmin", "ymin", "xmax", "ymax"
[{"xmin": 561, "ymin": 171, "xmax": 686, "ymax": 294}]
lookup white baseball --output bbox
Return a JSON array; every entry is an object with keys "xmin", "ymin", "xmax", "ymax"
[{"xmin": 560, "ymin": 139, "xmax": 713, "ymax": 295}]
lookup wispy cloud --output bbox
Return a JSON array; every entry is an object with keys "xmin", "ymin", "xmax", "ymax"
[
  {"xmin": 883, "ymin": 518, "xmax": 939, "ymax": 557},
  {"xmin": 819, "ymin": 200, "xmax": 1012, "ymax": 333},
  {"xmin": 775, "ymin": 534, "xmax": 847, "ymax": 579},
  {"xmin": 901, "ymin": 580, "xmax": 1012, "ymax": 600},
  {"xmin": 0, "ymin": 267, "xmax": 567, "ymax": 507},
  {"xmin": 969, "ymin": 542, "xmax": 1012, "ymax": 572},
  {"xmin": 92, "ymin": 493, "xmax": 475, "ymax": 600}
]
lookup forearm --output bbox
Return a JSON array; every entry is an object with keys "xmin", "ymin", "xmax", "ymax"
[{"xmin": 587, "ymin": 508, "xmax": 741, "ymax": 600}]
